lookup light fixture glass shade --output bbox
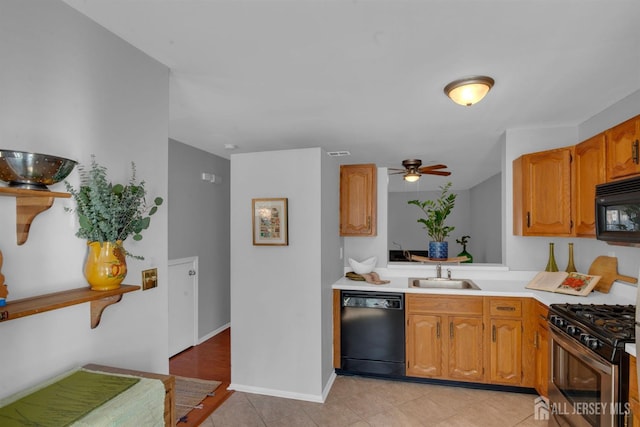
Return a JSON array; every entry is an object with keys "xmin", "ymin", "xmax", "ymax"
[
  {"xmin": 444, "ymin": 76, "xmax": 495, "ymax": 106},
  {"xmin": 404, "ymin": 172, "xmax": 420, "ymax": 182}
]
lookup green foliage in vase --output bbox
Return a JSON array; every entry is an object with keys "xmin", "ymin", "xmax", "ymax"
[
  {"xmin": 408, "ymin": 182, "xmax": 457, "ymax": 242},
  {"xmin": 65, "ymin": 156, "xmax": 163, "ymax": 258}
]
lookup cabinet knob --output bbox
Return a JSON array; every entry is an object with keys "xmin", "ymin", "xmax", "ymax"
[{"xmin": 633, "ymin": 140, "xmax": 639, "ymax": 164}]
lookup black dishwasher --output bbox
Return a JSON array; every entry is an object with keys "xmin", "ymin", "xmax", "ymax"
[{"xmin": 340, "ymin": 291, "xmax": 405, "ymax": 377}]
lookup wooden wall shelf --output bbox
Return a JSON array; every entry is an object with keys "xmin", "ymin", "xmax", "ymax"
[
  {"xmin": 0, "ymin": 284, "xmax": 140, "ymax": 328},
  {"xmin": 0, "ymin": 187, "xmax": 71, "ymax": 245}
]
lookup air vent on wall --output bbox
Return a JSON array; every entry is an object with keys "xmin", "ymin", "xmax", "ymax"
[{"xmin": 327, "ymin": 151, "xmax": 351, "ymax": 157}]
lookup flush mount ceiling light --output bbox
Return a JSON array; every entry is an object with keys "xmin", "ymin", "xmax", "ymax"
[{"xmin": 444, "ymin": 76, "xmax": 495, "ymax": 106}]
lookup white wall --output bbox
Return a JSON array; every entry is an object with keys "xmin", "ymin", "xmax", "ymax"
[
  {"xmin": 320, "ymin": 152, "xmax": 342, "ymax": 390},
  {"xmin": 230, "ymin": 147, "xmax": 341, "ymax": 401},
  {"xmin": 0, "ymin": 1, "xmax": 169, "ymax": 399},
  {"xmin": 470, "ymin": 173, "xmax": 502, "ymax": 264},
  {"xmin": 168, "ymin": 140, "xmax": 230, "ymax": 338}
]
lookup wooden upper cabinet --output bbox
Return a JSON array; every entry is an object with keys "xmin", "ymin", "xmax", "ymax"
[
  {"xmin": 513, "ymin": 146, "xmax": 574, "ymax": 236},
  {"xmin": 339, "ymin": 164, "xmax": 377, "ymax": 236},
  {"xmin": 574, "ymin": 133, "xmax": 606, "ymax": 237},
  {"xmin": 606, "ymin": 115, "xmax": 640, "ymax": 181}
]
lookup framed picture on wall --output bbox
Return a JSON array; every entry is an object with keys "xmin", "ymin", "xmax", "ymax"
[{"xmin": 252, "ymin": 198, "xmax": 288, "ymax": 246}]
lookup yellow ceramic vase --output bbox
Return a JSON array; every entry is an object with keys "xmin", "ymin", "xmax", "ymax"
[{"xmin": 84, "ymin": 241, "xmax": 127, "ymax": 291}]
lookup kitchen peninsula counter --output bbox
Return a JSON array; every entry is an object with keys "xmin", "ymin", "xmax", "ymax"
[{"xmin": 332, "ymin": 266, "xmax": 637, "ymax": 307}]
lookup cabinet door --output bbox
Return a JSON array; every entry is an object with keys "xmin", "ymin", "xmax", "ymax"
[
  {"xmin": 339, "ymin": 164, "xmax": 377, "ymax": 236},
  {"xmin": 574, "ymin": 134, "xmax": 606, "ymax": 237},
  {"xmin": 629, "ymin": 356, "xmax": 640, "ymax": 427},
  {"xmin": 406, "ymin": 314, "xmax": 443, "ymax": 377},
  {"xmin": 514, "ymin": 147, "xmax": 573, "ymax": 236},
  {"xmin": 533, "ymin": 302, "xmax": 549, "ymax": 397},
  {"xmin": 489, "ymin": 318, "xmax": 522, "ymax": 385},
  {"xmin": 606, "ymin": 116, "xmax": 640, "ymax": 181},
  {"xmin": 447, "ymin": 316, "xmax": 484, "ymax": 381}
]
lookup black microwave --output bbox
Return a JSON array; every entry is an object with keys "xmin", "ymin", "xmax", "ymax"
[{"xmin": 595, "ymin": 176, "xmax": 640, "ymax": 243}]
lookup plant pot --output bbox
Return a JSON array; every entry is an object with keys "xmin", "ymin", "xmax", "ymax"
[
  {"xmin": 84, "ymin": 241, "xmax": 127, "ymax": 291},
  {"xmin": 429, "ymin": 241, "xmax": 448, "ymax": 260}
]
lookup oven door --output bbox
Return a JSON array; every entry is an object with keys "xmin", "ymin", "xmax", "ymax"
[{"xmin": 549, "ymin": 325, "xmax": 617, "ymax": 427}]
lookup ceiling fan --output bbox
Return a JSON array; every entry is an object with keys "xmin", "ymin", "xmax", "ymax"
[{"xmin": 388, "ymin": 159, "xmax": 451, "ymax": 182}]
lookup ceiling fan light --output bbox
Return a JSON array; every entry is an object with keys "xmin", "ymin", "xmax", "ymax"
[
  {"xmin": 444, "ymin": 76, "xmax": 494, "ymax": 106},
  {"xmin": 404, "ymin": 172, "xmax": 421, "ymax": 182}
]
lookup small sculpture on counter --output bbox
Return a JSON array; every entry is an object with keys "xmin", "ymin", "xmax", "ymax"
[{"xmin": 0, "ymin": 250, "xmax": 7, "ymax": 306}]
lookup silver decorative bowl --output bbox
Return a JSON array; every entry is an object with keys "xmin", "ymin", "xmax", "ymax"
[{"xmin": 0, "ymin": 150, "xmax": 77, "ymax": 191}]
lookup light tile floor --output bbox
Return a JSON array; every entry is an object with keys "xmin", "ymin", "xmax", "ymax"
[{"xmin": 200, "ymin": 375, "xmax": 547, "ymax": 426}]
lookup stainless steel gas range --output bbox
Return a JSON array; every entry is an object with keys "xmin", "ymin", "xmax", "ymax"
[{"xmin": 548, "ymin": 303, "xmax": 635, "ymax": 427}]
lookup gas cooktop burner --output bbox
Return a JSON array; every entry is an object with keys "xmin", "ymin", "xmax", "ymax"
[{"xmin": 549, "ymin": 303, "xmax": 636, "ymax": 361}]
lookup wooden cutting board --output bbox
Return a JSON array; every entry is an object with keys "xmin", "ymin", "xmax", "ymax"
[{"xmin": 588, "ymin": 256, "xmax": 638, "ymax": 293}]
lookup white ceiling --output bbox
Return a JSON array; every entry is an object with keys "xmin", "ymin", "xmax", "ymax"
[{"xmin": 62, "ymin": 0, "xmax": 640, "ymax": 190}]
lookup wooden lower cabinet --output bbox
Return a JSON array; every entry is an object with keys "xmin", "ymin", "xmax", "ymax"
[
  {"xmin": 406, "ymin": 314, "xmax": 443, "ymax": 377},
  {"xmin": 485, "ymin": 297, "xmax": 524, "ymax": 386},
  {"xmin": 406, "ymin": 295, "xmax": 483, "ymax": 382},
  {"xmin": 629, "ymin": 355, "xmax": 640, "ymax": 427},
  {"xmin": 449, "ymin": 315, "xmax": 484, "ymax": 381},
  {"xmin": 336, "ymin": 293, "xmax": 547, "ymax": 391},
  {"xmin": 532, "ymin": 300, "xmax": 549, "ymax": 397},
  {"xmin": 488, "ymin": 317, "xmax": 522, "ymax": 385}
]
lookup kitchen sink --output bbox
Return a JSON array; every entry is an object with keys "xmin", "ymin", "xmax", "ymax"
[{"xmin": 409, "ymin": 277, "xmax": 481, "ymax": 290}]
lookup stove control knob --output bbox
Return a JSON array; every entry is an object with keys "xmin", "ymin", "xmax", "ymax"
[
  {"xmin": 585, "ymin": 337, "xmax": 600, "ymax": 350},
  {"xmin": 566, "ymin": 325, "xmax": 581, "ymax": 336},
  {"xmin": 550, "ymin": 315, "xmax": 565, "ymax": 327},
  {"xmin": 580, "ymin": 334, "xmax": 600, "ymax": 350}
]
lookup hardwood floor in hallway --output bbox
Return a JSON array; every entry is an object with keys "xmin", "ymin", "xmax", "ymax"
[{"xmin": 169, "ymin": 327, "xmax": 233, "ymax": 426}]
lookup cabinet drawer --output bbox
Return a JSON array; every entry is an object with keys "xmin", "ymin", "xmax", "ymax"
[
  {"xmin": 407, "ymin": 295, "xmax": 482, "ymax": 315},
  {"xmin": 488, "ymin": 298, "xmax": 522, "ymax": 317}
]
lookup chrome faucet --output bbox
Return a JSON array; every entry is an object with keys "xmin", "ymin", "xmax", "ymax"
[{"xmin": 436, "ymin": 263, "xmax": 442, "ymax": 278}]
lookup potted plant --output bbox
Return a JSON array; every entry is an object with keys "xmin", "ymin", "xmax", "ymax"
[
  {"xmin": 65, "ymin": 156, "xmax": 163, "ymax": 291},
  {"xmin": 408, "ymin": 182, "xmax": 456, "ymax": 260}
]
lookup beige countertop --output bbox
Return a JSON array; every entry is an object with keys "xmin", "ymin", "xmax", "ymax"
[{"xmin": 333, "ymin": 268, "xmax": 636, "ymax": 307}]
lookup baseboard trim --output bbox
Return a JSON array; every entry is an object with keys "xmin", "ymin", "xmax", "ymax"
[
  {"xmin": 198, "ymin": 323, "xmax": 230, "ymax": 344},
  {"xmin": 321, "ymin": 371, "xmax": 337, "ymax": 402},
  {"xmin": 228, "ymin": 383, "xmax": 324, "ymax": 403}
]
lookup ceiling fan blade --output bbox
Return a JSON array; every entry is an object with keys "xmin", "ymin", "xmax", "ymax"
[
  {"xmin": 388, "ymin": 170, "xmax": 406, "ymax": 175},
  {"xmin": 423, "ymin": 170, "xmax": 451, "ymax": 176},
  {"xmin": 418, "ymin": 164, "xmax": 448, "ymax": 172}
]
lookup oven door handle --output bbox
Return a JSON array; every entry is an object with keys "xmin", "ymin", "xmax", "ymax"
[{"xmin": 550, "ymin": 325, "xmax": 613, "ymax": 375}]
